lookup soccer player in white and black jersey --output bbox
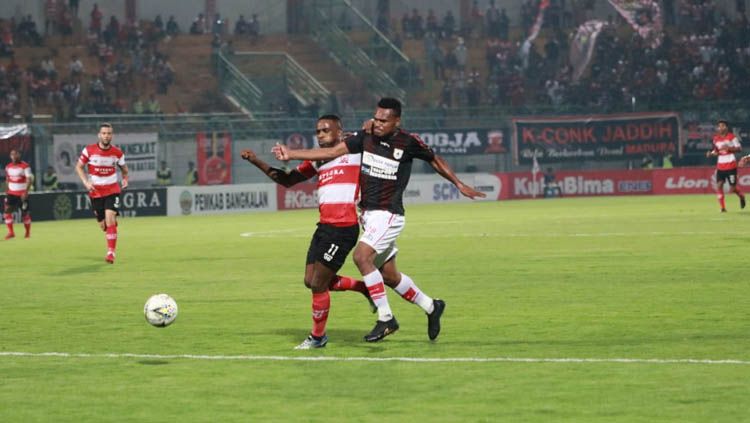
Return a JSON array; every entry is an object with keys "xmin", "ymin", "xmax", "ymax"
[
  {"xmin": 274, "ymin": 98, "xmax": 486, "ymax": 342},
  {"xmin": 242, "ymin": 115, "xmax": 375, "ymax": 349},
  {"xmin": 75, "ymin": 123, "xmax": 129, "ymax": 263}
]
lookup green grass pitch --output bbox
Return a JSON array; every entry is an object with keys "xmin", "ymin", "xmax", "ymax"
[{"xmin": 1, "ymin": 195, "xmax": 748, "ymax": 422}]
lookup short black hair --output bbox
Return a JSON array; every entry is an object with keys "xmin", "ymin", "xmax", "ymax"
[
  {"xmin": 318, "ymin": 114, "xmax": 342, "ymax": 128},
  {"xmin": 377, "ymin": 97, "xmax": 402, "ymax": 117},
  {"xmin": 718, "ymin": 119, "xmax": 729, "ymax": 126},
  {"xmin": 100, "ymin": 122, "xmax": 113, "ymax": 130}
]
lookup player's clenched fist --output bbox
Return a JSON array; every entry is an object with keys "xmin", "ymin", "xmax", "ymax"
[
  {"xmin": 240, "ymin": 149, "xmax": 257, "ymax": 161},
  {"xmin": 272, "ymin": 143, "xmax": 290, "ymax": 161}
]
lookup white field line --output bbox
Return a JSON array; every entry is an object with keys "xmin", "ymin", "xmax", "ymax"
[
  {"xmin": 1, "ymin": 351, "xmax": 748, "ymax": 365},
  {"xmin": 241, "ymin": 230, "xmax": 738, "ymax": 238}
]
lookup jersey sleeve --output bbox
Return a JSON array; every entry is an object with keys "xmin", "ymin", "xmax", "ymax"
[
  {"xmin": 117, "ymin": 151, "xmax": 126, "ymax": 166},
  {"xmin": 296, "ymin": 160, "xmax": 318, "ymax": 178},
  {"xmin": 408, "ymin": 133, "xmax": 436, "ymax": 162},
  {"xmin": 344, "ymin": 131, "xmax": 365, "ymax": 154},
  {"xmin": 23, "ymin": 165, "xmax": 32, "ymax": 177},
  {"xmin": 78, "ymin": 147, "xmax": 90, "ymax": 164},
  {"xmin": 731, "ymin": 134, "xmax": 741, "ymax": 149}
]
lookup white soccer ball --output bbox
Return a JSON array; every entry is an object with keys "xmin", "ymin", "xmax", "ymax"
[{"xmin": 144, "ymin": 294, "xmax": 178, "ymax": 327}]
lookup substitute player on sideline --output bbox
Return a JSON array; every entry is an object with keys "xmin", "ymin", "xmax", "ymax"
[
  {"xmin": 274, "ymin": 98, "xmax": 486, "ymax": 342},
  {"xmin": 241, "ymin": 115, "xmax": 372, "ymax": 349},
  {"xmin": 707, "ymin": 119, "xmax": 745, "ymax": 212},
  {"xmin": 4, "ymin": 149, "xmax": 34, "ymax": 239},
  {"xmin": 75, "ymin": 123, "xmax": 129, "ymax": 263}
]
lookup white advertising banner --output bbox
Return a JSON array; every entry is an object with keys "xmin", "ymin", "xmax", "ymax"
[
  {"xmin": 167, "ymin": 183, "xmax": 278, "ymax": 216},
  {"xmin": 53, "ymin": 133, "xmax": 158, "ymax": 184},
  {"xmin": 403, "ymin": 173, "xmax": 502, "ymax": 204}
]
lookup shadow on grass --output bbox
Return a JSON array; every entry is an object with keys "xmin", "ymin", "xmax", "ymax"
[
  {"xmin": 137, "ymin": 360, "xmax": 170, "ymax": 365},
  {"xmin": 50, "ymin": 262, "xmax": 110, "ymax": 276}
]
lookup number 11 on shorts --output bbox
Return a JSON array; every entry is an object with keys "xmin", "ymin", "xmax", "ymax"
[{"xmin": 324, "ymin": 244, "xmax": 339, "ymax": 262}]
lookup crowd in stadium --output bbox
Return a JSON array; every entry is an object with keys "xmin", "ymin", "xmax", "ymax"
[
  {"xmin": 1, "ymin": 1, "xmax": 749, "ymax": 121},
  {"xmin": 387, "ymin": 0, "xmax": 750, "ymax": 111},
  {"xmin": 0, "ymin": 2, "xmax": 180, "ymax": 121}
]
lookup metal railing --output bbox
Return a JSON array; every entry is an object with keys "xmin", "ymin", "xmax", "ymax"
[
  {"xmin": 309, "ymin": 6, "xmax": 406, "ymax": 103},
  {"xmin": 334, "ymin": 0, "xmax": 416, "ymax": 87},
  {"xmin": 215, "ymin": 50, "xmax": 265, "ymax": 115},
  {"xmin": 231, "ymin": 51, "xmax": 330, "ymax": 108},
  {"xmin": 28, "ymin": 99, "xmax": 750, "ymax": 136}
]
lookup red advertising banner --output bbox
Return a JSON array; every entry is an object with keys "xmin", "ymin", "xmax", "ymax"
[
  {"xmin": 501, "ymin": 166, "xmax": 750, "ymax": 199},
  {"xmin": 501, "ymin": 169, "xmax": 654, "ymax": 199},
  {"xmin": 652, "ymin": 167, "xmax": 750, "ymax": 195},
  {"xmin": 278, "ymin": 167, "xmax": 746, "ymax": 207},
  {"xmin": 196, "ymin": 132, "xmax": 232, "ymax": 185},
  {"xmin": 276, "ymin": 182, "xmax": 318, "ymax": 210}
]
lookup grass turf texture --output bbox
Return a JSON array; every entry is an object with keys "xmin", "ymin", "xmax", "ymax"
[{"xmin": 1, "ymin": 194, "xmax": 748, "ymax": 421}]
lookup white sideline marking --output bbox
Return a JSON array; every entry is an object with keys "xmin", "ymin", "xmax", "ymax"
[
  {"xmin": 1, "ymin": 352, "xmax": 748, "ymax": 365},
  {"xmin": 397, "ymin": 231, "xmax": 738, "ymax": 238},
  {"xmin": 241, "ymin": 230, "xmax": 738, "ymax": 239}
]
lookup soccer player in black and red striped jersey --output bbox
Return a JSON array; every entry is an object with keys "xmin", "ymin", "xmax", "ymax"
[
  {"xmin": 242, "ymin": 115, "xmax": 374, "ymax": 349},
  {"xmin": 274, "ymin": 98, "xmax": 486, "ymax": 342}
]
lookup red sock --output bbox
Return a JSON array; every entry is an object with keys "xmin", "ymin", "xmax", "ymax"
[
  {"xmin": 106, "ymin": 225, "xmax": 117, "ymax": 253},
  {"xmin": 4, "ymin": 213, "xmax": 13, "ymax": 235},
  {"xmin": 311, "ymin": 291, "xmax": 330, "ymax": 338},
  {"xmin": 329, "ymin": 275, "xmax": 368, "ymax": 293},
  {"xmin": 718, "ymin": 193, "xmax": 726, "ymax": 209},
  {"xmin": 23, "ymin": 214, "xmax": 31, "ymax": 236}
]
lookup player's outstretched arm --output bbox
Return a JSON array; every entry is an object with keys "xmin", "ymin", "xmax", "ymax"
[
  {"xmin": 272, "ymin": 142, "xmax": 349, "ymax": 162},
  {"xmin": 241, "ymin": 149, "xmax": 307, "ymax": 187},
  {"xmin": 429, "ymin": 155, "xmax": 487, "ymax": 199}
]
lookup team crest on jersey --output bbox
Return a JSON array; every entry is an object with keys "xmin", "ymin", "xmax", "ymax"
[{"xmin": 393, "ymin": 148, "xmax": 403, "ymax": 159}]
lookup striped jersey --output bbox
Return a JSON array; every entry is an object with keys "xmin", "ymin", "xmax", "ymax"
[
  {"xmin": 297, "ymin": 153, "xmax": 360, "ymax": 226},
  {"xmin": 5, "ymin": 161, "xmax": 32, "ymax": 196},
  {"xmin": 78, "ymin": 143, "xmax": 125, "ymax": 198},
  {"xmin": 345, "ymin": 129, "xmax": 435, "ymax": 215},
  {"xmin": 713, "ymin": 132, "xmax": 741, "ymax": 171}
]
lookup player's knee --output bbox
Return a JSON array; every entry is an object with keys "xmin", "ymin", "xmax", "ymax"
[
  {"xmin": 309, "ymin": 277, "xmax": 328, "ymax": 293},
  {"xmin": 352, "ymin": 249, "xmax": 371, "ymax": 269}
]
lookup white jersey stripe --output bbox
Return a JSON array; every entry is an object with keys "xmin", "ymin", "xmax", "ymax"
[{"xmin": 318, "ymin": 183, "xmax": 358, "ymax": 204}]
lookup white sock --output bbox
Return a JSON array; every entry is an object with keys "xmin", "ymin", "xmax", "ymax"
[
  {"xmin": 394, "ymin": 273, "xmax": 434, "ymax": 314},
  {"xmin": 363, "ymin": 270, "xmax": 393, "ymax": 321}
]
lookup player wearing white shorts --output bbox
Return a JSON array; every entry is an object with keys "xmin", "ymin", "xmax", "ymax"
[{"xmin": 274, "ymin": 98, "xmax": 486, "ymax": 342}]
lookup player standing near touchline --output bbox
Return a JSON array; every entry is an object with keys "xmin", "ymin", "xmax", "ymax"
[
  {"xmin": 75, "ymin": 123, "xmax": 129, "ymax": 263},
  {"xmin": 274, "ymin": 98, "xmax": 486, "ymax": 342},
  {"xmin": 4, "ymin": 149, "xmax": 34, "ymax": 239},
  {"xmin": 707, "ymin": 119, "xmax": 745, "ymax": 212}
]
